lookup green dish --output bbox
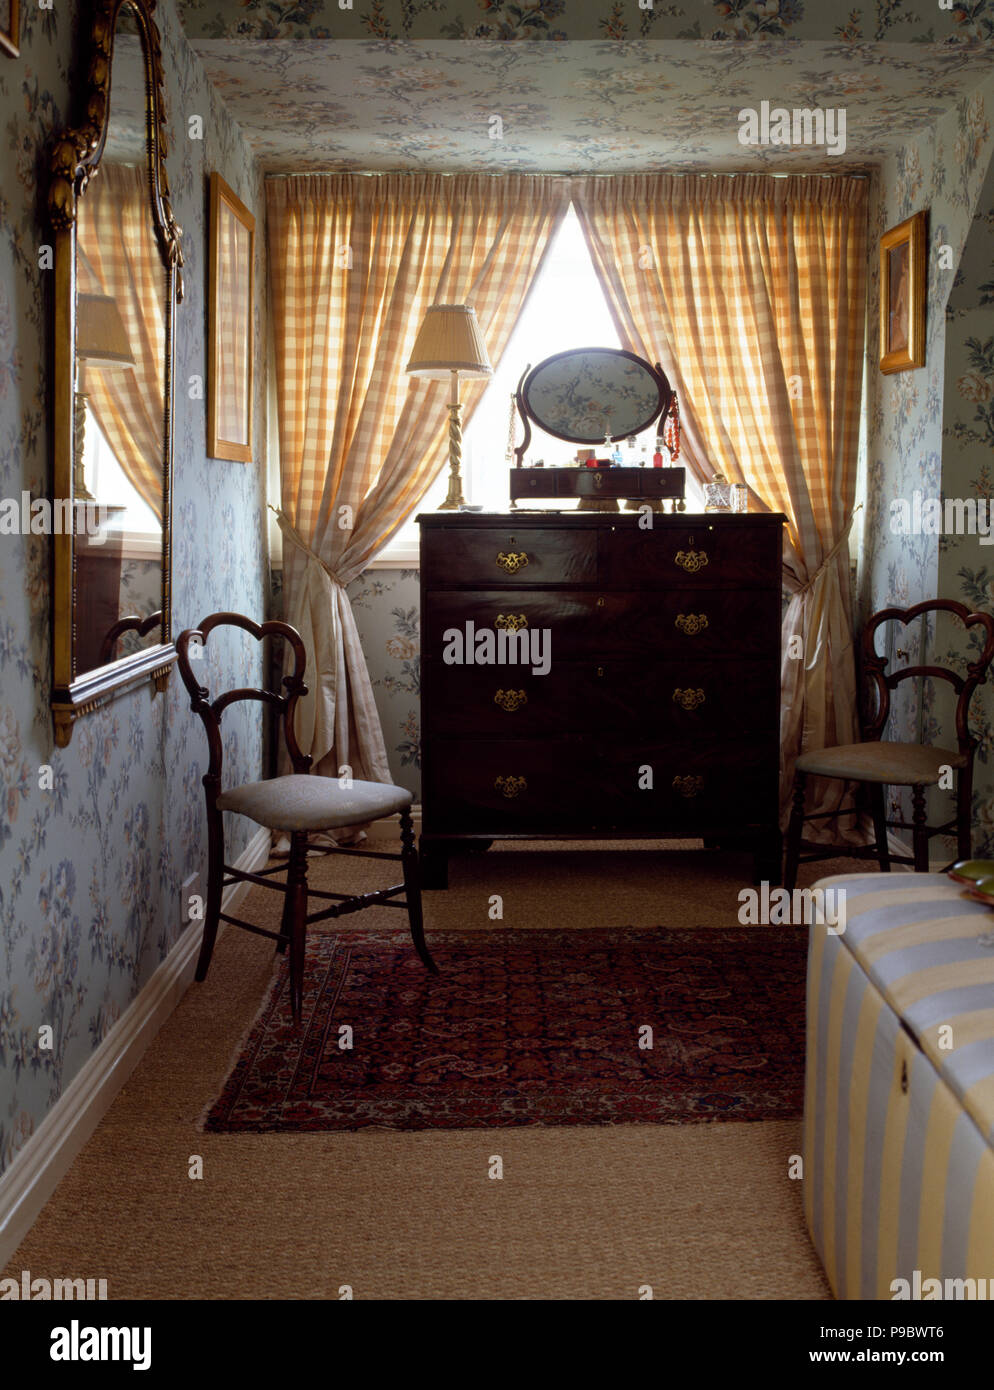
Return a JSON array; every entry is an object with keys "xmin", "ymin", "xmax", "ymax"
[
  {"xmin": 962, "ymin": 877, "xmax": 994, "ymax": 907},
  {"xmin": 948, "ymin": 860, "xmax": 994, "ymax": 886}
]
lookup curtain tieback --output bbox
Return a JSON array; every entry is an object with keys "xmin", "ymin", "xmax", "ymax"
[
  {"xmin": 795, "ymin": 504, "xmax": 863, "ymax": 597},
  {"xmin": 271, "ymin": 506, "xmax": 344, "ymax": 587}
]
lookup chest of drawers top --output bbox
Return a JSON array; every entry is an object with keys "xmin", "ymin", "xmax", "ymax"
[{"xmin": 417, "ymin": 511, "xmax": 785, "ymax": 591}]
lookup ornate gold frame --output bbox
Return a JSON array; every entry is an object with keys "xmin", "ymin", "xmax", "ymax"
[
  {"xmin": 879, "ymin": 210, "xmax": 927, "ymax": 375},
  {"xmin": 207, "ymin": 171, "xmax": 255, "ymax": 462},
  {"xmin": 48, "ymin": 0, "xmax": 183, "ymax": 748},
  {"xmin": 0, "ymin": 0, "xmax": 20, "ymax": 59}
]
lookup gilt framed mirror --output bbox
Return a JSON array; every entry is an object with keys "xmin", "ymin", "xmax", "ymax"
[
  {"xmin": 48, "ymin": 0, "xmax": 183, "ymax": 747},
  {"xmin": 513, "ymin": 347, "xmax": 672, "ymax": 465}
]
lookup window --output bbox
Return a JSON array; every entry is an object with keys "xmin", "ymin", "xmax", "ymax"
[
  {"xmin": 375, "ymin": 204, "xmax": 624, "ymax": 565},
  {"xmin": 272, "ymin": 204, "xmax": 693, "ymax": 570},
  {"xmin": 81, "ymin": 410, "xmax": 161, "ymax": 557}
]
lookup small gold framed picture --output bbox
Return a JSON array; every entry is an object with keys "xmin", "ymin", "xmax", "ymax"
[
  {"xmin": 0, "ymin": 0, "xmax": 20, "ymax": 58},
  {"xmin": 207, "ymin": 172, "xmax": 255, "ymax": 461},
  {"xmin": 879, "ymin": 210, "xmax": 927, "ymax": 374}
]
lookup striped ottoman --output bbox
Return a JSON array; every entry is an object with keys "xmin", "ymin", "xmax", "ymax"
[{"xmin": 804, "ymin": 872, "xmax": 994, "ymax": 1300}]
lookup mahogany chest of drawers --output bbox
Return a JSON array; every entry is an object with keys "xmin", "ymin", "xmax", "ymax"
[{"xmin": 417, "ymin": 512, "xmax": 784, "ymax": 887}]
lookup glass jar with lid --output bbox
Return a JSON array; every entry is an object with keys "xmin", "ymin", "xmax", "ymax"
[{"xmin": 704, "ymin": 473, "xmax": 733, "ymax": 512}]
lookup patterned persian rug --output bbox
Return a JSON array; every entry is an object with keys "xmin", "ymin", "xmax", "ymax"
[{"xmin": 202, "ymin": 927, "xmax": 807, "ymax": 1133}]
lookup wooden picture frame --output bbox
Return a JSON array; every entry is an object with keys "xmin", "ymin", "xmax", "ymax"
[
  {"xmin": 0, "ymin": 0, "xmax": 20, "ymax": 58},
  {"xmin": 879, "ymin": 210, "xmax": 927, "ymax": 374},
  {"xmin": 207, "ymin": 172, "xmax": 254, "ymax": 461}
]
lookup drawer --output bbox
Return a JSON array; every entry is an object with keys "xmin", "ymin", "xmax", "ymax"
[
  {"xmin": 562, "ymin": 470, "xmax": 630, "ymax": 499},
  {"xmin": 420, "ymin": 526, "xmax": 597, "ymax": 588},
  {"xmin": 423, "ymin": 589, "xmax": 780, "ymax": 660},
  {"xmin": 600, "ymin": 519, "xmax": 782, "ymax": 589},
  {"xmin": 422, "ymin": 659, "xmax": 779, "ymax": 739},
  {"xmin": 423, "ymin": 739, "xmax": 778, "ymax": 834}
]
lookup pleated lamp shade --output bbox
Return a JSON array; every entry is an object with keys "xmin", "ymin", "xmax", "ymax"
[
  {"xmin": 405, "ymin": 304, "xmax": 493, "ymax": 380},
  {"xmin": 77, "ymin": 293, "xmax": 135, "ymax": 370}
]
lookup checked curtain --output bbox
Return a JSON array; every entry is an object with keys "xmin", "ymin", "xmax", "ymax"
[
  {"xmin": 267, "ymin": 173, "xmax": 571, "ymax": 788},
  {"xmin": 572, "ymin": 174, "xmax": 869, "ymax": 829},
  {"xmin": 76, "ymin": 161, "xmax": 166, "ymax": 521}
]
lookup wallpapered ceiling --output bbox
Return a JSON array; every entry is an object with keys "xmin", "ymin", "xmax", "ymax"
[
  {"xmin": 177, "ymin": 0, "xmax": 994, "ymax": 43},
  {"xmin": 189, "ymin": 39, "xmax": 994, "ymax": 173},
  {"xmin": 859, "ymin": 72, "xmax": 994, "ymax": 854},
  {"xmin": 0, "ymin": 0, "xmax": 268, "ymax": 1175}
]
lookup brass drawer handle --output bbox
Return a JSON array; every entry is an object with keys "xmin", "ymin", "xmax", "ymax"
[
  {"xmin": 673, "ymin": 774, "xmax": 705, "ymax": 798},
  {"xmin": 675, "ymin": 549, "xmax": 709, "ymax": 574},
  {"xmin": 495, "ymin": 613, "xmax": 528, "ymax": 631},
  {"xmin": 494, "ymin": 689, "xmax": 527, "ymax": 713},
  {"xmin": 673, "ymin": 687, "xmax": 706, "ymax": 711},
  {"xmin": 675, "ymin": 613, "xmax": 709, "ymax": 636},
  {"xmin": 495, "ymin": 775, "xmax": 527, "ymax": 799},
  {"xmin": 496, "ymin": 551, "xmax": 528, "ymax": 574}
]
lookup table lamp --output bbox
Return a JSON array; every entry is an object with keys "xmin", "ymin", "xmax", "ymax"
[{"xmin": 405, "ymin": 304, "xmax": 492, "ymax": 510}]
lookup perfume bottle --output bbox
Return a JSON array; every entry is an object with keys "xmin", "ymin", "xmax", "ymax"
[
  {"xmin": 652, "ymin": 435, "xmax": 664, "ymax": 468},
  {"xmin": 627, "ymin": 435, "xmax": 641, "ymax": 467},
  {"xmin": 611, "ymin": 440, "xmax": 624, "ymax": 467}
]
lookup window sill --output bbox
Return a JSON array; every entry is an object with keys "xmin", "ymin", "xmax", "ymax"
[{"xmin": 364, "ymin": 541, "xmax": 421, "ymax": 569}]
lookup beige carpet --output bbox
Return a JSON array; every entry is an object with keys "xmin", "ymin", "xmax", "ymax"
[{"xmin": 5, "ymin": 840, "xmax": 869, "ymax": 1300}]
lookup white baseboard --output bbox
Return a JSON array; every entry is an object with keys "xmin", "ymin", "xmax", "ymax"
[{"xmin": 0, "ymin": 825, "xmax": 271, "ymax": 1268}]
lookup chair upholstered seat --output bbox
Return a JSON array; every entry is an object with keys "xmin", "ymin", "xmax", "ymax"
[
  {"xmin": 795, "ymin": 740, "xmax": 967, "ymax": 786},
  {"xmin": 217, "ymin": 774, "xmax": 413, "ymax": 831},
  {"xmin": 177, "ymin": 613, "xmax": 436, "ymax": 1026},
  {"xmin": 785, "ymin": 599, "xmax": 994, "ymax": 891}
]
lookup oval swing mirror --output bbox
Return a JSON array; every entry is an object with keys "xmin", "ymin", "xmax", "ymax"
[{"xmin": 516, "ymin": 347, "xmax": 671, "ymax": 458}]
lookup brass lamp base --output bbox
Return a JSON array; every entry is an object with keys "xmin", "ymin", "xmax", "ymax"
[
  {"xmin": 437, "ymin": 386, "xmax": 465, "ymax": 511},
  {"xmin": 73, "ymin": 390, "xmax": 96, "ymax": 502}
]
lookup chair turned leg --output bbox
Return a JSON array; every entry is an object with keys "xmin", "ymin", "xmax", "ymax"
[
  {"xmin": 400, "ymin": 809, "xmax": 438, "ymax": 975},
  {"xmin": 784, "ymin": 771, "xmax": 807, "ymax": 893},
  {"xmin": 911, "ymin": 785, "xmax": 929, "ymax": 873},
  {"xmin": 957, "ymin": 768, "xmax": 973, "ymax": 864},
  {"xmin": 195, "ymin": 809, "xmax": 225, "ymax": 983},
  {"xmin": 284, "ymin": 831, "xmax": 309, "ymax": 1024},
  {"xmin": 868, "ymin": 783, "xmax": 891, "ymax": 873}
]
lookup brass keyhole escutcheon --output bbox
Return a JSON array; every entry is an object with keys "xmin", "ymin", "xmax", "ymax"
[
  {"xmin": 495, "ymin": 613, "xmax": 528, "ymax": 632},
  {"xmin": 596, "ymin": 597, "xmax": 606, "ymax": 608},
  {"xmin": 675, "ymin": 613, "xmax": 709, "ymax": 636},
  {"xmin": 495, "ymin": 774, "xmax": 527, "ymax": 799},
  {"xmin": 672, "ymin": 687, "xmax": 706, "ymax": 711},
  {"xmin": 494, "ymin": 689, "xmax": 527, "ymax": 713},
  {"xmin": 496, "ymin": 551, "xmax": 528, "ymax": 574},
  {"xmin": 675, "ymin": 550, "xmax": 709, "ymax": 574},
  {"xmin": 672, "ymin": 774, "xmax": 705, "ymax": 798}
]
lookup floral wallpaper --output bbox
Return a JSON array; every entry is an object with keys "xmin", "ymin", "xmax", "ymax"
[
  {"xmin": 347, "ymin": 569, "xmax": 423, "ymax": 799},
  {"xmin": 859, "ymin": 72, "xmax": 994, "ymax": 855},
  {"xmin": 185, "ymin": 37, "xmax": 994, "ymax": 174},
  {"xmin": 937, "ymin": 140, "xmax": 994, "ymax": 854},
  {"xmin": 177, "ymin": 0, "xmax": 994, "ymax": 44},
  {"xmin": 0, "ymin": 0, "xmax": 268, "ymax": 1176}
]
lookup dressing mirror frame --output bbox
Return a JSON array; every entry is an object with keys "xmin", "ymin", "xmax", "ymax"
[
  {"xmin": 513, "ymin": 347, "xmax": 671, "ymax": 466},
  {"xmin": 48, "ymin": 0, "xmax": 183, "ymax": 748}
]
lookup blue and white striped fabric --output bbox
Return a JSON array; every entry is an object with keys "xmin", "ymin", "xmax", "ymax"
[{"xmin": 804, "ymin": 873, "xmax": 994, "ymax": 1300}]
